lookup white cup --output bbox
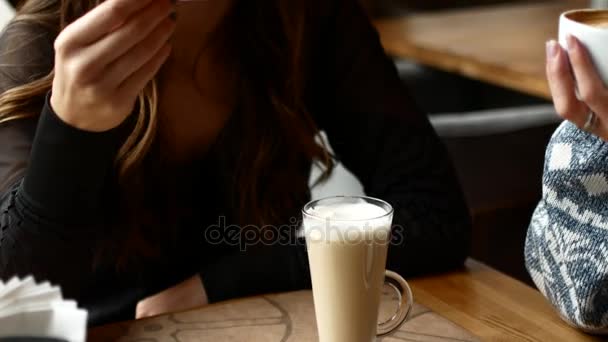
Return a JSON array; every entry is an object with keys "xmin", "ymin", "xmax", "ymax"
[{"xmin": 559, "ymin": 9, "xmax": 608, "ymax": 86}]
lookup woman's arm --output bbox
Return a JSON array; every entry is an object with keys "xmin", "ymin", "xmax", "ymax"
[
  {"xmin": 0, "ymin": 0, "xmax": 173, "ymax": 300},
  {"xmin": 526, "ymin": 37, "xmax": 608, "ymax": 332},
  {"xmin": 311, "ymin": 0, "xmax": 472, "ymax": 276},
  {"xmin": 525, "ymin": 122, "xmax": 608, "ymax": 332},
  {"xmin": 0, "ymin": 21, "xmax": 125, "ymax": 298}
]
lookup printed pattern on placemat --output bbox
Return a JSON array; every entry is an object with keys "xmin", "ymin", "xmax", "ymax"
[{"xmin": 92, "ymin": 291, "xmax": 478, "ymax": 342}]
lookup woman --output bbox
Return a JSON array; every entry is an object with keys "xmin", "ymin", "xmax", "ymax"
[
  {"xmin": 0, "ymin": 0, "xmax": 471, "ymax": 325},
  {"xmin": 526, "ymin": 36, "xmax": 608, "ymax": 332}
]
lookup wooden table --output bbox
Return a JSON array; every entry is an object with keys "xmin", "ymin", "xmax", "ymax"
[
  {"xmin": 373, "ymin": 0, "xmax": 588, "ymax": 100},
  {"xmin": 88, "ymin": 260, "xmax": 601, "ymax": 341}
]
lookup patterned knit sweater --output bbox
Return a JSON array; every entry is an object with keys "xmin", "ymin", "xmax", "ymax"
[{"xmin": 526, "ymin": 121, "xmax": 608, "ymax": 333}]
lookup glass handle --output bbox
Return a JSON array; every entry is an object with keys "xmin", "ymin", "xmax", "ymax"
[{"xmin": 377, "ymin": 270, "xmax": 413, "ymax": 337}]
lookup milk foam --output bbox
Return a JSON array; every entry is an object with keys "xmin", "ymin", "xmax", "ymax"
[
  {"xmin": 307, "ymin": 201, "xmax": 388, "ymax": 221},
  {"xmin": 303, "ymin": 199, "xmax": 392, "ymax": 242}
]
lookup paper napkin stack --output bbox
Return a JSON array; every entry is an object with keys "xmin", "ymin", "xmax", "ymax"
[{"xmin": 0, "ymin": 277, "xmax": 87, "ymax": 342}]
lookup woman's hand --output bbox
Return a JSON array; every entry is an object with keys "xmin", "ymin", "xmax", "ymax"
[
  {"xmin": 50, "ymin": 0, "xmax": 175, "ymax": 132},
  {"xmin": 546, "ymin": 35, "xmax": 608, "ymax": 140},
  {"xmin": 136, "ymin": 275, "xmax": 209, "ymax": 319}
]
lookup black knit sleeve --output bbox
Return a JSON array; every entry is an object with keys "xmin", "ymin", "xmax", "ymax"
[
  {"xmin": 0, "ymin": 99, "xmax": 126, "ymax": 296},
  {"xmin": 312, "ymin": 0, "xmax": 472, "ymax": 276},
  {"xmin": 0, "ymin": 22, "xmax": 126, "ymax": 298}
]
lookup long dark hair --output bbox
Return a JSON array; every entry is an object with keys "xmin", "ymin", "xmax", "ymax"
[{"xmin": 0, "ymin": 0, "xmax": 333, "ymax": 266}]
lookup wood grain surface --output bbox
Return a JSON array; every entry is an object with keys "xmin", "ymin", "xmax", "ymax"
[
  {"xmin": 408, "ymin": 260, "xmax": 602, "ymax": 342},
  {"xmin": 88, "ymin": 290, "xmax": 478, "ymax": 341},
  {"xmin": 88, "ymin": 260, "xmax": 602, "ymax": 341},
  {"xmin": 373, "ymin": 0, "xmax": 588, "ymax": 99}
]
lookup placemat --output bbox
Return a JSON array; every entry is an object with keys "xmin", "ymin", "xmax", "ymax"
[{"xmin": 89, "ymin": 290, "xmax": 480, "ymax": 341}]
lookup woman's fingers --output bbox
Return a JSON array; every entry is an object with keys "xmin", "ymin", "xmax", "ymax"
[
  {"xmin": 136, "ymin": 275, "xmax": 208, "ymax": 319},
  {"xmin": 566, "ymin": 35, "xmax": 608, "ymax": 118},
  {"xmin": 546, "ymin": 40, "xmax": 588, "ymax": 127},
  {"xmin": 86, "ymin": 0, "xmax": 173, "ymax": 68},
  {"xmin": 547, "ymin": 36, "xmax": 608, "ymax": 140},
  {"xmin": 50, "ymin": 0, "xmax": 174, "ymax": 131},
  {"xmin": 119, "ymin": 42, "xmax": 172, "ymax": 99},
  {"xmin": 57, "ymin": 0, "xmax": 155, "ymax": 49},
  {"xmin": 104, "ymin": 17, "xmax": 175, "ymax": 88}
]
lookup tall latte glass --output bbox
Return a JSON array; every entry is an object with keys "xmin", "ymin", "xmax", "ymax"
[{"xmin": 302, "ymin": 196, "xmax": 413, "ymax": 342}]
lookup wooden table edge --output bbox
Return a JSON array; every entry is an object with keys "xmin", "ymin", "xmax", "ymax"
[
  {"xmin": 376, "ymin": 35, "xmax": 552, "ymax": 100},
  {"xmin": 371, "ymin": 0, "xmax": 566, "ymax": 101},
  {"xmin": 408, "ymin": 259, "xmax": 601, "ymax": 341}
]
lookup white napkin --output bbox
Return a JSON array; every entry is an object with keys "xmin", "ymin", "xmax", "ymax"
[{"xmin": 0, "ymin": 277, "xmax": 87, "ymax": 342}]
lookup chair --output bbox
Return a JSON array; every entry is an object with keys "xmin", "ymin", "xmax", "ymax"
[{"xmin": 398, "ymin": 56, "xmax": 560, "ymax": 284}]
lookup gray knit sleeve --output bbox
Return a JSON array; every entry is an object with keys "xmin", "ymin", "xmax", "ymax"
[{"xmin": 526, "ymin": 121, "xmax": 608, "ymax": 333}]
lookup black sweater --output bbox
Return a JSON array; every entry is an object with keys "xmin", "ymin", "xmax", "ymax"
[{"xmin": 0, "ymin": 0, "xmax": 471, "ymax": 326}]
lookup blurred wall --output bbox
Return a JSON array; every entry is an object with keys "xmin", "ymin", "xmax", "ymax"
[{"xmin": 362, "ymin": 0, "xmax": 530, "ymax": 16}]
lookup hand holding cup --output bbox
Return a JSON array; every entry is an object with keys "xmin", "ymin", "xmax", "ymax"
[{"xmin": 547, "ymin": 10, "xmax": 608, "ymax": 140}]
